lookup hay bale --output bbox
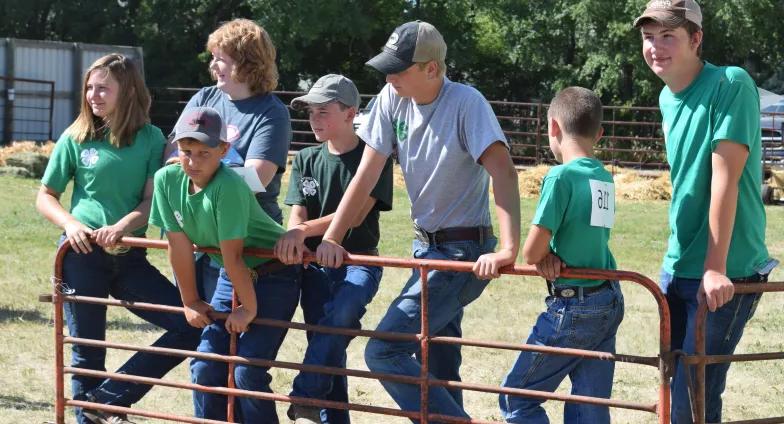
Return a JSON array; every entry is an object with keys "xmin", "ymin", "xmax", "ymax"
[
  {"xmin": 614, "ymin": 170, "xmax": 671, "ymax": 200},
  {"xmin": 5, "ymin": 151, "xmax": 49, "ymax": 178},
  {"xmin": 0, "ymin": 140, "xmax": 55, "ymax": 166},
  {"xmin": 518, "ymin": 165, "xmax": 551, "ymax": 198},
  {"xmin": 0, "ymin": 166, "xmax": 33, "ymax": 178}
]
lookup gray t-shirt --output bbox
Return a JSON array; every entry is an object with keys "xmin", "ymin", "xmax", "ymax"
[
  {"xmin": 357, "ymin": 78, "xmax": 507, "ymax": 232},
  {"xmin": 180, "ymin": 86, "xmax": 292, "ymax": 224}
]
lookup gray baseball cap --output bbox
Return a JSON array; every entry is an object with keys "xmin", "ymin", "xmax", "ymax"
[
  {"xmin": 366, "ymin": 20, "xmax": 446, "ymax": 75},
  {"xmin": 633, "ymin": 0, "xmax": 702, "ymax": 29},
  {"xmin": 290, "ymin": 74, "xmax": 360, "ymax": 111},
  {"xmin": 172, "ymin": 107, "xmax": 227, "ymax": 148}
]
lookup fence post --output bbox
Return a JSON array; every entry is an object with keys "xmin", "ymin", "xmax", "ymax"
[
  {"xmin": 3, "ymin": 39, "xmax": 16, "ymax": 145},
  {"xmin": 535, "ymin": 102, "xmax": 543, "ymax": 165},
  {"xmin": 419, "ymin": 266, "xmax": 430, "ymax": 423}
]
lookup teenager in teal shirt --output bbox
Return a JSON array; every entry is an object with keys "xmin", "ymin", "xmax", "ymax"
[
  {"xmin": 36, "ymin": 54, "xmax": 200, "ymax": 424},
  {"xmin": 500, "ymin": 87, "xmax": 623, "ymax": 424},
  {"xmin": 150, "ymin": 107, "xmax": 300, "ymax": 422},
  {"xmin": 634, "ymin": 1, "xmax": 776, "ymax": 422}
]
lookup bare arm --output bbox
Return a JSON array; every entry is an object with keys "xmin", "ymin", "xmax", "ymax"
[
  {"xmin": 473, "ymin": 141, "xmax": 521, "ymax": 279},
  {"xmin": 167, "ymin": 231, "xmax": 212, "ymax": 327},
  {"xmin": 275, "ymin": 198, "xmax": 378, "ymax": 264},
  {"xmin": 220, "ymin": 238, "xmax": 257, "ymax": 333},
  {"xmin": 245, "ymin": 159, "xmax": 279, "ymax": 188},
  {"xmin": 522, "ymin": 224, "xmax": 563, "ymax": 281},
  {"xmin": 36, "ymin": 185, "xmax": 94, "ymax": 253},
  {"xmin": 316, "ymin": 145, "xmax": 388, "ymax": 267},
  {"xmin": 701, "ymin": 141, "xmax": 749, "ymax": 311}
]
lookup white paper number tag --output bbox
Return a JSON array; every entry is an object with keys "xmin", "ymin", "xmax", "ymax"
[{"xmin": 589, "ymin": 179, "xmax": 615, "ymax": 228}]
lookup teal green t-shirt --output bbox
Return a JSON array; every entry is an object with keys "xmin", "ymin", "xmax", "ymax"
[
  {"xmin": 532, "ymin": 157, "xmax": 617, "ymax": 287},
  {"xmin": 660, "ymin": 62, "xmax": 768, "ymax": 279},
  {"xmin": 150, "ymin": 163, "xmax": 285, "ymax": 268},
  {"xmin": 41, "ymin": 124, "xmax": 165, "ymax": 236}
]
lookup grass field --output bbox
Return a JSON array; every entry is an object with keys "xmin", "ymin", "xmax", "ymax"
[{"xmin": 1, "ymin": 171, "xmax": 783, "ymax": 424}]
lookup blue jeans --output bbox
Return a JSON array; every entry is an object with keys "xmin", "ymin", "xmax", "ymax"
[
  {"xmin": 191, "ymin": 265, "xmax": 301, "ymax": 423},
  {"xmin": 364, "ymin": 237, "xmax": 496, "ymax": 421},
  {"xmin": 59, "ymin": 238, "xmax": 201, "ymax": 424},
  {"xmin": 499, "ymin": 282, "xmax": 624, "ymax": 424},
  {"xmin": 661, "ymin": 269, "xmax": 768, "ymax": 424},
  {"xmin": 194, "ymin": 254, "xmax": 220, "ymax": 303},
  {"xmin": 292, "ymin": 264, "xmax": 383, "ymax": 424}
]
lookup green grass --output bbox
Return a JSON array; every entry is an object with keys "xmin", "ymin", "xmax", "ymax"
[{"xmin": 1, "ymin": 173, "xmax": 783, "ymax": 423}]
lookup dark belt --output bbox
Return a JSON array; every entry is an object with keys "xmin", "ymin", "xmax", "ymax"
[
  {"xmin": 414, "ymin": 225, "xmax": 493, "ymax": 245},
  {"xmin": 252, "ymin": 259, "xmax": 289, "ymax": 279},
  {"xmin": 547, "ymin": 280, "xmax": 611, "ymax": 298},
  {"xmin": 348, "ymin": 248, "xmax": 379, "ymax": 256}
]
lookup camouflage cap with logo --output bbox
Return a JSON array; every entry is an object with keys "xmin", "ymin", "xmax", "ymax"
[
  {"xmin": 366, "ymin": 20, "xmax": 446, "ymax": 75},
  {"xmin": 633, "ymin": 0, "xmax": 703, "ymax": 29}
]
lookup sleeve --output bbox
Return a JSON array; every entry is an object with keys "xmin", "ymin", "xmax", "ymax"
[
  {"xmin": 244, "ymin": 103, "xmax": 292, "ymax": 170},
  {"xmin": 283, "ymin": 152, "xmax": 306, "ymax": 206},
  {"xmin": 531, "ymin": 174, "xmax": 568, "ymax": 234},
  {"xmin": 369, "ymin": 155, "xmax": 394, "ymax": 212},
  {"xmin": 459, "ymin": 87, "xmax": 509, "ymax": 162},
  {"xmin": 149, "ymin": 168, "xmax": 182, "ymax": 232},
  {"xmin": 146, "ymin": 126, "xmax": 166, "ymax": 178},
  {"xmin": 215, "ymin": 177, "xmax": 250, "ymax": 241},
  {"xmin": 356, "ymin": 84, "xmax": 396, "ymax": 158},
  {"xmin": 41, "ymin": 133, "xmax": 77, "ymax": 193},
  {"xmin": 711, "ymin": 69, "xmax": 760, "ymax": 152}
]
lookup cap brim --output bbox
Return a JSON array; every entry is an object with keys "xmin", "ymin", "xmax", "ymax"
[
  {"xmin": 172, "ymin": 131, "xmax": 221, "ymax": 148},
  {"xmin": 290, "ymin": 92, "xmax": 336, "ymax": 111},
  {"xmin": 633, "ymin": 11, "xmax": 683, "ymax": 28},
  {"xmin": 366, "ymin": 51, "xmax": 413, "ymax": 75}
]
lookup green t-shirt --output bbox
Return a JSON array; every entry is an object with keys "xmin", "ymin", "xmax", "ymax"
[
  {"xmin": 284, "ymin": 142, "xmax": 393, "ymax": 252},
  {"xmin": 41, "ymin": 124, "xmax": 165, "ymax": 236},
  {"xmin": 150, "ymin": 163, "xmax": 285, "ymax": 268},
  {"xmin": 660, "ymin": 62, "xmax": 768, "ymax": 279},
  {"xmin": 532, "ymin": 157, "xmax": 617, "ymax": 287}
]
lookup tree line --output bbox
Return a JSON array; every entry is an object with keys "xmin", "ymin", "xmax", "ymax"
[{"xmin": 2, "ymin": 0, "xmax": 783, "ymax": 105}]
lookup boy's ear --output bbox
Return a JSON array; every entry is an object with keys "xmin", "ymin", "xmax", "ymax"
[
  {"xmin": 219, "ymin": 141, "xmax": 229, "ymax": 158},
  {"xmin": 595, "ymin": 126, "xmax": 605, "ymax": 142},
  {"xmin": 548, "ymin": 117, "xmax": 561, "ymax": 138},
  {"xmin": 345, "ymin": 106, "xmax": 357, "ymax": 122},
  {"xmin": 691, "ymin": 30, "xmax": 703, "ymax": 52}
]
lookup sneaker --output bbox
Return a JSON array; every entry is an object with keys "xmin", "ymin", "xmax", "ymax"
[
  {"xmin": 289, "ymin": 404, "xmax": 322, "ymax": 424},
  {"xmin": 82, "ymin": 409, "xmax": 136, "ymax": 424}
]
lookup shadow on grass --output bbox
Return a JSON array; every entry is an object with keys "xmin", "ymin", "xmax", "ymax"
[
  {"xmin": 0, "ymin": 394, "xmax": 51, "ymax": 411},
  {"xmin": 0, "ymin": 305, "xmax": 167, "ymax": 332},
  {"xmin": 0, "ymin": 306, "xmax": 50, "ymax": 325}
]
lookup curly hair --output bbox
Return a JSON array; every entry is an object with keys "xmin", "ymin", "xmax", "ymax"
[{"xmin": 207, "ymin": 19, "xmax": 279, "ymax": 95}]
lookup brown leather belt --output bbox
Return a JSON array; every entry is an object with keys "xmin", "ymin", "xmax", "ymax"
[
  {"xmin": 252, "ymin": 259, "xmax": 289, "ymax": 279},
  {"xmin": 348, "ymin": 248, "xmax": 379, "ymax": 256},
  {"xmin": 414, "ymin": 225, "xmax": 493, "ymax": 245}
]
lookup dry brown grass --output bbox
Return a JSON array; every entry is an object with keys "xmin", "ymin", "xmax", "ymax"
[
  {"xmin": 0, "ymin": 141, "xmax": 55, "ymax": 166},
  {"xmin": 516, "ymin": 165, "xmax": 672, "ymax": 201}
]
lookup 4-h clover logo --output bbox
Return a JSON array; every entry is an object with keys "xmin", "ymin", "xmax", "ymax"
[
  {"xmin": 301, "ymin": 177, "xmax": 319, "ymax": 197},
  {"xmin": 80, "ymin": 148, "xmax": 99, "ymax": 167},
  {"xmin": 393, "ymin": 119, "xmax": 408, "ymax": 142},
  {"xmin": 174, "ymin": 211, "xmax": 184, "ymax": 227}
]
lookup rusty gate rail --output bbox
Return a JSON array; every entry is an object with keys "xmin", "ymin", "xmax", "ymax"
[
  {"xmin": 687, "ymin": 282, "xmax": 784, "ymax": 424},
  {"xmin": 44, "ymin": 236, "xmax": 673, "ymax": 423}
]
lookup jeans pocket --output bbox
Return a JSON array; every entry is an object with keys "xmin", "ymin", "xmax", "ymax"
[{"xmin": 566, "ymin": 305, "xmax": 617, "ymax": 348}]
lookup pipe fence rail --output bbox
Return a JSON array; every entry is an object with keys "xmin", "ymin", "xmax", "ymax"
[{"xmin": 39, "ymin": 236, "xmax": 782, "ymax": 423}]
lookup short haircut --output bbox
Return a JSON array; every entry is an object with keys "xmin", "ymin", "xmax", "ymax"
[
  {"xmin": 637, "ymin": 17, "xmax": 703, "ymax": 57},
  {"xmin": 548, "ymin": 87, "xmax": 603, "ymax": 139},
  {"xmin": 207, "ymin": 19, "xmax": 279, "ymax": 95}
]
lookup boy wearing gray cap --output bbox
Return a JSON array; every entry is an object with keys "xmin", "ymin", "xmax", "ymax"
[
  {"xmin": 634, "ymin": 1, "xmax": 776, "ymax": 423},
  {"xmin": 276, "ymin": 74, "xmax": 393, "ymax": 423},
  {"xmin": 150, "ymin": 106, "xmax": 301, "ymax": 422},
  {"xmin": 315, "ymin": 21, "xmax": 521, "ymax": 419}
]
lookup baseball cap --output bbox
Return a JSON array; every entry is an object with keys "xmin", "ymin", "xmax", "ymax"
[
  {"xmin": 366, "ymin": 20, "xmax": 446, "ymax": 75},
  {"xmin": 172, "ymin": 106, "xmax": 227, "ymax": 148},
  {"xmin": 633, "ymin": 0, "xmax": 702, "ymax": 29},
  {"xmin": 290, "ymin": 74, "xmax": 360, "ymax": 111}
]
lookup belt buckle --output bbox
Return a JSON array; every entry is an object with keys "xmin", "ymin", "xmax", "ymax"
[
  {"xmin": 560, "ymin": 288, "xmax": 576, "ymax": 298},
  {"xmin": 248, "ymin": 267, "xmax": 258, "ymax": 283}
]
